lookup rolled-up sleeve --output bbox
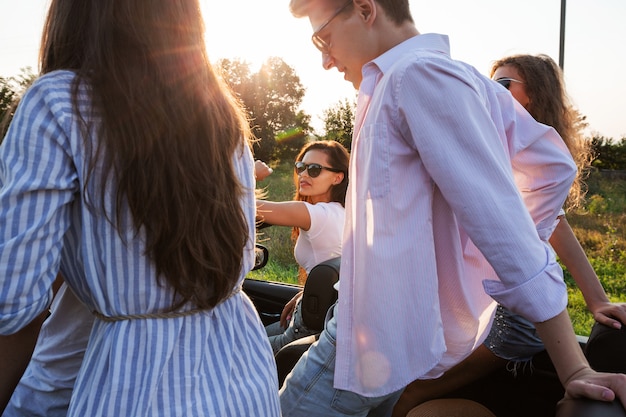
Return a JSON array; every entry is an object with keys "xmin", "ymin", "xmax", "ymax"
[
  {"xmin": 396, "ymin": 58, "xmax": 573, "ymax": 323},
  {"xmin": 482, "ymin": 244, "xmax": 568, "ymax": 322}
]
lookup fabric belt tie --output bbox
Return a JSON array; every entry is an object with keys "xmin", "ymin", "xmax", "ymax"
[{"xmin": 92, "ymin": 285, "xmax": 242, "ymax": 322}]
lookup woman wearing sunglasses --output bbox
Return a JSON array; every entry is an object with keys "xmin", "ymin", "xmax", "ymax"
[
  {"xmin": 393, "ymin": 54, "xmax": 626, "ymax": 417},
  {"xmin": 256, "ymin": 140, "xmax": 349, "ymax": 354},
  {"xmin": 489, "ymin": 54, "xmax": 626, "ymax": 360}
]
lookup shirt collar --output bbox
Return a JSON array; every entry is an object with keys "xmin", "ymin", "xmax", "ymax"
[{"xmin": 360, "ymin": 33, "xmax": 451, "ymax": 93}]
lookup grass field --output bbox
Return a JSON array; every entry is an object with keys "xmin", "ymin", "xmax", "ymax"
[
  {"xmin": 250, "ymin": 161, "xmax": 626, "ymax": 336},
  {"xmin": 564, "ymin": 171, "xmax": 626, "ymax": 334}
]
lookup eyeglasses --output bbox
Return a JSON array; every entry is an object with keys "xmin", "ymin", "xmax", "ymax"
[
  {"xmin": 295, "ymin": 161, "xmax": 342, "ymax": 178},
  {"xmin": 311, "ymin": 0, "xmax": 353, "ymax": 54},
  {"xmin": 495, "ymin": 78, "xmax": 524, "ymax": 90}
]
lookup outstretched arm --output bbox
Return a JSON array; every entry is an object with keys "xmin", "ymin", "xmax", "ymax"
[
  {"xmin": 535, "ymin": 310, "xmax": 626, "ymax": 408},
  {"xmin": 550, "ymin": 217, "xmax": 626, "ymax": 328},
  {"xmin": 256, "ymin": 200, "xmax": 312, "ymax": 230}
]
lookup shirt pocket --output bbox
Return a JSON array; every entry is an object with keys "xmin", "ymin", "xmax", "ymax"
[{"xmin": 356, "ymin": 122, "xmax": 390, "ymax": 200}]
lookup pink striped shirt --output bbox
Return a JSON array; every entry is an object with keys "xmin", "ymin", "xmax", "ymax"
[{"xmin": 334, "ymin": 33, "xmax": 576, "ymax": 397}]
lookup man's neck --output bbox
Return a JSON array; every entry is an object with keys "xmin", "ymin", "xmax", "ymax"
[{"xmin": 375, "ymin": 21, "xmax": 419, "ymax": 57}]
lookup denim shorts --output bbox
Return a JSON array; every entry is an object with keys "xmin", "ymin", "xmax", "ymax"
[{"xmin": 483, "ymin": 304, "xmax": 545, "ymax": 362}]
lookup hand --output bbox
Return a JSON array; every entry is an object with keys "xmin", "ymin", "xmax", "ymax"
[
  {"xmin": 591, "ymin": 302, "xmax": 626, "ymax": 329},
  {"xmin": 280, "ymin": 291, "xmax": 303, "ymax": 328},
  {"xmin": 564, "ymin": 367, "xmax": 626, "ymax": 409},
  {"xmin": 255, "ymin": 160, "xmax": 273, "ymax": 181}
]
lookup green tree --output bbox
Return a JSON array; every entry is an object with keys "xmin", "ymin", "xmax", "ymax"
[
  {"xmin": 590, "ymin": 136, "xmax": 626, "ymax": 170},
  {"xmin": 0, "ymin": 77, "xmax": 16, "ymax": 120},
  {"xmin": 273, "ymin": 110, "xmax": 310, "ymax": 162},
  {"xmin": 218, "ymin": 57, "xmax": 309, "ymax": 162},
  {"xmin": 321, "ymin": 97, "xmax": 356, "ymax": 151},
  {"xmin": 1, "ymin": 67, "xmax": 36, "ymax": 140}
]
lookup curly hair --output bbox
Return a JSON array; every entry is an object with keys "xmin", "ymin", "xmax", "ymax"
[
  {"xmin": 290, "ymin": 140, "xmax": 349, "ymax": 239},
  {"xmin": 490, "ymin": 54, "xmax": 593, "ymax": 209}
]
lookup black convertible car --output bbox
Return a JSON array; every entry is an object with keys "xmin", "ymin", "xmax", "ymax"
[{"xmin": 245, "ymin": 246, "xmax": 626, "ymax": 417}]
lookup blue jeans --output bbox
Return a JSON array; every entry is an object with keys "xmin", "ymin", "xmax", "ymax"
[
  {"xmin": 266, "ymin": 295, "xmax": 318, "ymax": 354},
  {"xmin": 279, "ymin": 303, "xmax": 403, "ymax": 417}
]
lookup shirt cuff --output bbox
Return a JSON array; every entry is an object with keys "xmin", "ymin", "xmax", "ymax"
[{"xmin": 482, "ymin": 245, "xmax": 568, "ymax": 323}]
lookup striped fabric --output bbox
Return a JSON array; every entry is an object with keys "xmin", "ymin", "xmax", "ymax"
[
  {"xmin": 0, "ymin": 71, "xmax": 280, "ymax": 416},
  {"xmin": 333, "ymin": 34, "xmax": 575, "ymax": 397}
]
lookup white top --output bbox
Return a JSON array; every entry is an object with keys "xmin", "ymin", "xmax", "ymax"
[
  {"xmin": 334, "ymin": 34, "xmax": 576, "ymax": 396},
  {"xmin": 294, "ymin": 201, "xmax": 345, "ymax": 273}
]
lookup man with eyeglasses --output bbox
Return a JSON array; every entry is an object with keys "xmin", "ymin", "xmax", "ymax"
[{"xmin": 280, "ymin": 0, "xmax": 626, "ymax": 416}]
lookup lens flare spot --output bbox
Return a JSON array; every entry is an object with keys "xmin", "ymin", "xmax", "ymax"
[
  {"xmin": 357, "ymin": 350, "xmax": 392, "ymax": 390},
  {"xmin": 275, "ymin": 127, "xmax": 304, "ymax": 143}
]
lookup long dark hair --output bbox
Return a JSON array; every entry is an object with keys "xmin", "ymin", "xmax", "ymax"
[
  {"xmin": 291, "ymin": 140, "xmax": 349, "ymax": 240},
  {"xmin": 40, "ymin": 0, "xmax": 252, "ymax": 309},
  {"xmin": 490, "ymin": 54, "xmax": 592, "ymax": 209},
  {"xmin": 293, "ymin": 140, "xmax": 349, "ymax": 206}
]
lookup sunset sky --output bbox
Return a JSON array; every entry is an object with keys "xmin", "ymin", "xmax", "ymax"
[{"xmin": 2, "ymin": 0, "xmax": 625, "ymax": 139}]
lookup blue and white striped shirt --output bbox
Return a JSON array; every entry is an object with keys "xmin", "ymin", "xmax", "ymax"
[{"xmin": 0, "ymin": 71, "xmax": 280, "ymax": 416}]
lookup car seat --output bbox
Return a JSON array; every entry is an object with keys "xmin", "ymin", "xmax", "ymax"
[
  {"xmin": 556, "ymin": 398, "xmax": 626, "ymax": 417},
  {"xmin": 585, "ymin": 322, "xmax": 626, "ymax": 374},
  {"xmin": 274, "ymin": 256, "xmax": 340, "ymax": 386}
]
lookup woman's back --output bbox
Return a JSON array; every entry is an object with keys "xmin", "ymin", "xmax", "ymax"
[
  {"xmin": 0, "ymin": 0, "xmax": 281, "ymax": 413},
  {"xmin": 0, "ymin": 70, "xmax": 280, "ymax": 416}
]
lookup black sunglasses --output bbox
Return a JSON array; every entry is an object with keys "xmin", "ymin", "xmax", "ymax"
[
  {"xmin": 495, "ymin": 77, "xmax": 524, "ymax": 90},
  {"xmin": 294, "ymin": 161, "xmax": 342, "ymax": 178}
]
